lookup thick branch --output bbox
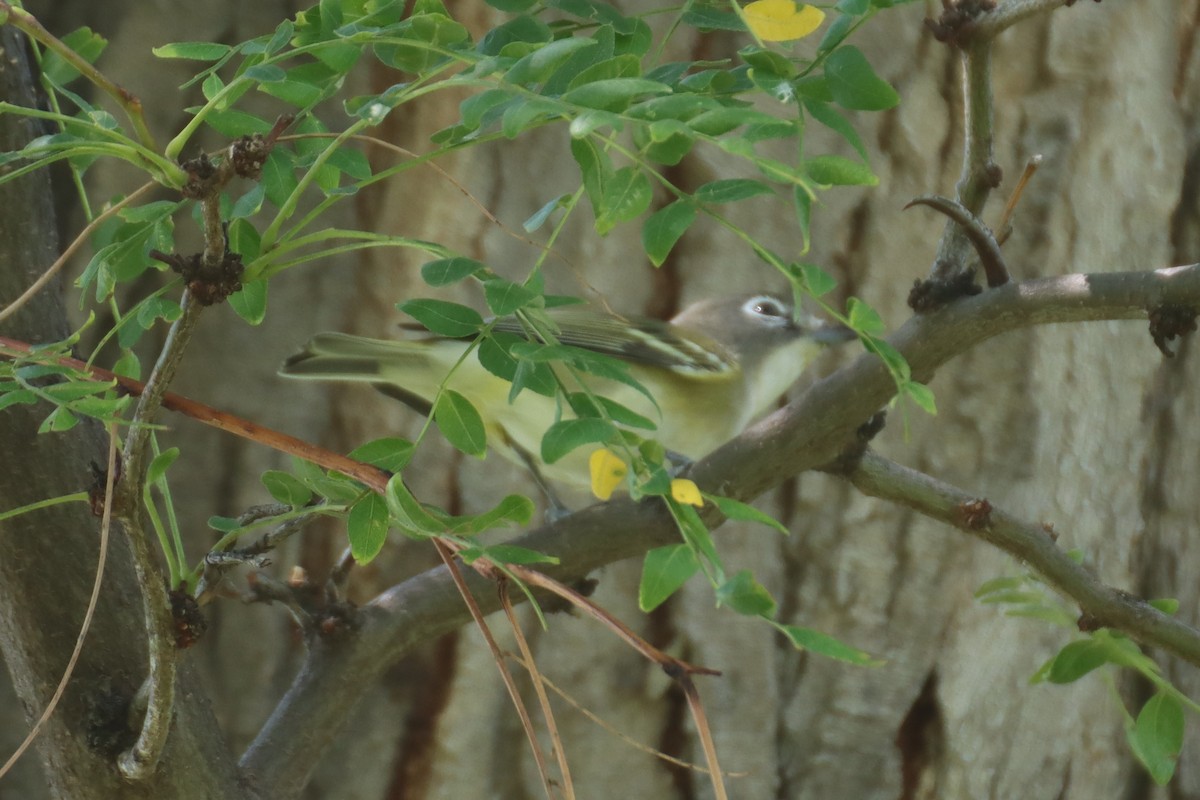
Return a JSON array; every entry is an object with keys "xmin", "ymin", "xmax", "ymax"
[{"xmin": 241, "ymin": 262, "xmax": 1200, "ymax": 799}]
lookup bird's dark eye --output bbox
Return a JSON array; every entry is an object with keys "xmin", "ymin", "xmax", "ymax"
[{"xmin": 745, "ymin": 296, "xmax": 790, "ymax": 322}]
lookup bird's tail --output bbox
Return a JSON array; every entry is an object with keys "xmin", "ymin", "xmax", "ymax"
[{"xmin": 280, "ymin": 332, "xmax": 428, "ymax": 381}]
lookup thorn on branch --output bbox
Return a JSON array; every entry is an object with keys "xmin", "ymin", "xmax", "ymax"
[
  {"xmin": 170, "ymin": 589, "xmax": 207, "ymax": 649},
  {"xmin": 924, "ymin": 0, "xmax": 998, "ymax": 46},
  {"xmin": 149, "ymin": 248, "xmax": 244, "ymax": 306},
  {"xmin": 956, "ymin": 498, "xmax": 993, "ymax": 530},
  {"xmin": 908, "ymin": 270, "xmax": 982, "ymax": 314},
  {"xmin": 1147, "ymin": 304, "xmax": 1197, "ymax": 357},
  {"xmin": 906, "ymin": 195, "xmax": 1011, "ymax": 288}
]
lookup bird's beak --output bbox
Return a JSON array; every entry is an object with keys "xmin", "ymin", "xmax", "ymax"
[{"xmin": 810, "ymin": 320, "xmax": 857, "ymax": 345}]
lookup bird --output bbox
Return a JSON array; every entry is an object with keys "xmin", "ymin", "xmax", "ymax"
[{"xmin": 280, "ymin": 292, "xmax": 855, "ymax": 492}]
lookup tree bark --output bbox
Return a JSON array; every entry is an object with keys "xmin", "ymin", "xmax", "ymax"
[{"xmin": 3, "ymin": 2, "xmax": 1199, "ymax": 799}]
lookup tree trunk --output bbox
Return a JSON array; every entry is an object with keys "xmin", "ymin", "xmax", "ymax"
[{"xmin": 0, "ymin": 25, "xmax": 244, "ymax": 800}]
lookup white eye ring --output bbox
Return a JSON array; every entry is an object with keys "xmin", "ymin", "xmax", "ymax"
[{"xmin": 743, "ymin": 295, "xmax": 792, "ymax": 325}]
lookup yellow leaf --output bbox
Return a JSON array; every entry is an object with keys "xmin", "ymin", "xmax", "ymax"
[
  {"xmin": 744, "ymin": 0, "xmax": 825, "ymax": 42},
  {"xmin": 589, "ymin": 448, "xmax": 627, "ymax": 501},
  {"xmin": 670, "ymin": 478, "xmax": 704, "ymax": 508}
]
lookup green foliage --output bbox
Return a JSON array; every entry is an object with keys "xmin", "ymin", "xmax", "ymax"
[
  {"xmin": 981, "ymin": 571, "xmax": 1196, "ymax": 784},
  {"xmin": 0, "ymin": 0, "xmax": 919, "ymax": 672}
]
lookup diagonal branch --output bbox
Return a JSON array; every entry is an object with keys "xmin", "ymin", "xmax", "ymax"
[{"xmin": 836, "ymin": 450, "xmax": 1200, "ymax": 665}]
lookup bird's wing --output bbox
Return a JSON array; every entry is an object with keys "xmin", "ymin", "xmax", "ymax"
[{"xmin": 489, "ymin": 307, "xmax": 736, "ymax": 375}]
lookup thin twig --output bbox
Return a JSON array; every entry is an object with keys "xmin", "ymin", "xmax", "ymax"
[
  {"xmin": 0, "ymin": 336, "xmax": 391, "ymax": 493},
  {"xmin": 932, "ymin": 35, "xmax": 998, "ymax": 281},
  {"xmin": 678, "ymin": 675, "xmax": 728, "ymax": 800},
  {"xmin": 0, "ymin": 424, "xmax": 115, "ymax": 780},
  {"xmin": 0, "ymin": 181, "xmax": 156, "ymax": 326},
  {"xmin": 996, "ymin": 154, "xmax": 1043, "ymax": 245},
  {"xmin": 433, "ymin": 540, "xmax": 559, "ymax": 800},
  {"xmin": 500, "ymin": 582, "xmax": 575, "ymax": 800},
  {"xmin": 505, "ymin": 652, "xmax": 748, "ymax": 778}
]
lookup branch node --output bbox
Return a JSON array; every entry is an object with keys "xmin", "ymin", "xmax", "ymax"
[
  {"xmin": 170, "ymin": 589, "xmax": 207, "ymax": 649},
  {"xmin": 1147, "ymin": 303, "xmax": 1197, "ymax": 357},
  {"xmin": 924, "ymin": 0, "xmax": 998, "ymax": 46},
  {"xmin": 153, "ymin": 249, "xmax": 244, "ymax": 306},
  {"xmin": 956, "ymin": 498, "xmax": 993, "ymax": 530},
  {"xmin": 907, "ymin": 269, "xmax": 982, "ymax": 313}
]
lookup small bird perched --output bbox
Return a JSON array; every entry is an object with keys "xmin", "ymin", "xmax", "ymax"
[{"xmin": 280, "ymin": 293, "xmax": 854, "ymax": 490}]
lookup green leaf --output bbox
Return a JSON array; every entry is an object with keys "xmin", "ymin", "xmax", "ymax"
[
  {"xmin": 806, "ymin": 155, "xmax": 877, "ymax": 186},
  {"xmin": 642, "ymin": 200, "xmax": 696, "ymax": 266},
  {"xmin": 0, "ymin": 390, "xmax": 36, "ymax": 412},
  {"xmin": 43, "ymin": 27, "xmax": 108, "ymax": 85},
  {"xmin": 569, "ymin": 109, "xmax": 624, "ymax": 138},
  {"xmin": 421, "ymin": 257, "xmax": 486, "ymax": 287},
  {"xmin": 434, "ymin": 390, "xmax": 488, "ymax": 457},
  {"xmin": 561, "ymin": 78, "xmax": 671, "ymax": 112},
  {"xmin": 596, "ymin": 165, "xmax": 652, "ymax": 235},
  {"xmin": 777, "ymin": 624, "xmax": 882, "ymax": 665},
  {"xmin": 638, "ymin": 544, "xmax": 699, "ymax": 611},
  {"xmin": 347, "ymin": 493, "xmax": 390, "ymax": 564},
  {"xmin": 244, "ymin": 64, "xmax": 287, "ymax": 83},
  {"xmin": 570, "ymin": 137, "xmax": 611, "ymax": 218},
  {"xmin": 477, "ymin": 333, "xmax": 557, "ymax": 397},
  {"xmin": 38, "ymin": 407, "xmax": 79, "ymax": 433},
  {"xmin": 1150, "ymin": 597, "xmax": 1180, "ymax": 615},
  {"xmin": 794, "ymin": 262, "xmax": 837, "ymax": 298},
  {"xmin": 207, "ymin": 515, "xmax": 241, "ymax": 533},
  {"xmin": 694, "ymin": 178, "xmax": 775, "ymax": 204},
  {"xmin": 500, "ymin": 97, "xmax": 562, "ymax": 138},
  {"xmin": 716, "ymin": 570, "xmax": 777, "ymax": 617},
  {"xmin": 804, "ymin": 99, "xmax": 867, "ymax": 160},
  {"xmin": 825, "ymin": 46, "xmax": 900, "ymax": 111},
  {"xmin": 483, "ymin": 278, "xmax": 538, "ymax": 316},
  {"xmin": 523, "ymin": 194, "xmax": 570, "ymax": 232},
  {"xmin": 229, "ymin": 279, "xmax": 268, "ymax": 325},
  {"xmin": 197, "ymin": 107, "xmax": 273, "ymax": 137},
  {"xmin": 540, "ymin": 418, "xmax": 616, "ymax": 464},
  {"xmin": 261, "ymin": 148, "xmax": 299, "ymax": 209},
  {"xmin": 503, "ymin": 35, "xmax": 597, "ymax": 85},
  {"xmin": 384, "ymin": 474, "xmax": 444, "ymax": 534},
  {"xmin": 261, "ymin": 470, "xmax": 314, "ymax": 508},
  {"xmin": 485, "ymin": 0, "xmax": 539, "ymax": 11},
  {"xmin": 459, "ymin": 543, "xmax": 559, "ymax": 565},
  {"xmin": 903, "ymin": 381, "xmax": 937, "ymax": 415},
  {"xmin": 152, "ymin": 41, "xmax": 233, "ymax": 61},
  {"xmin": 706, "ymin": 494, "xmax": 789, "ymax": 534},
  {"xmin": 397, "ymin": 298, "xmax": 484, "ymax": 337},
  {"xmin": 348, "ymin": 437, "xmax": 415, "ymax": 471},
  {"xmin": 1129, "ymin": 692, "xmax": 1184, "ymax": 785},
  {"xmin": 1041, "ymin": 639, "xmax": 1110, "ymax": 684},
  {"xmin": 145, "ymin": 447, "xmax": 181, "ymax": 485},
  {"xmin": 565, "ymin": 392, "xmax": 656, "ymax": 430},
  {"xmin": 847, "ymin": 297, "xmax": 886, "ymax": 336},
  {"xmin": 670, "ymin": 500, "xmax": 723, "ymax": 578},
  {"xmin": 449, "ymin": 494, "xmax": 535, "ymax": 535}
]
